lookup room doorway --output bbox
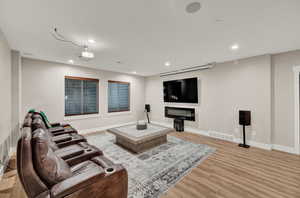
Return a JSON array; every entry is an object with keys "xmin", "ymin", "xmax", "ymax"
[{"xmin": 293, "ymin": 66, "xmax": 300, "ymax": 155}]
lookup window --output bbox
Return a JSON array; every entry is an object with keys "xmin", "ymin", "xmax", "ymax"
[
  {"xmin": 108, "ymin": 80, "xmax": 130, "ymax": 113},
  {"xmin": 65, "ymin": 76, "xmax": 99, "ymax": 116}
]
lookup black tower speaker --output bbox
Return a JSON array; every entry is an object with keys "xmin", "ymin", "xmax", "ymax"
[
  {"xmin": 174, "ymin": 118, "xmax": 184, "ymax": 132},
  {"xmin": 145, "ymin": 104, "xmax": 151, "ymax": 112},
  {"xmin": 239, "ymin": 110, "xmax": 251, "ymax": 126},
  {"xmin": 239, "ymin": 110, "xmax": 251, "ymax": 148},
  {"xmin": 145, "ymin": 104, "xmax": 150, "ymax": 123}
]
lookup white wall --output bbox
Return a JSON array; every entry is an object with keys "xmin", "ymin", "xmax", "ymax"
[
  {"xmin": 146, "ymin": 55, "xmax": 272, "ymax": 145},
  {"xmin": 11, "ymin": 50, "xmax": 22, "ymax": 146},
  {"xmin": 0, "ymin": 30, "xmax": 11, "ymax": 144},
  {"xmin": 20, "ymin": 50, "xmax": 300, "ymax": 152},
  {"xmin": 271, "ymin": 50, "xmax": 300, "ymax": 148},
  {"xmin": 0, "ymin": 29, "xmax": 12, "ymax": 176},
  {"xmin": 22, "ymin": 58, "xmax": 146, "ymax": 133}
]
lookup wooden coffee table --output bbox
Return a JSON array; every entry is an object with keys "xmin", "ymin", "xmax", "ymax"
[{"xmin": 108, "ymin": 124, "xmax": 172, "ymax": 153}]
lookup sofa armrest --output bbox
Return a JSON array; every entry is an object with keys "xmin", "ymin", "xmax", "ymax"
[
  {"xmin": 51, "ymin": 128, "xmax": 78, "ymax": 136},
  {"xmin": 49, "ymin": 127, "xmax": 65, "ymax": 133},
  {"xmin": 51, "ymin": 122, "xmax": 61, "ymax": 127},
  {"xmin": 51, "ymin": 164, "xmax": 128, "ymax": 198},
  {"xmin": 52, "ymin": 135, "xmax": 72, "ymax": 143},
  {"xmin": 51, "ymin": 167, "xmax": 105, "ymax": 198},
  {"xmin": 55, "ymin": 147, "xmax": 85, "ymax": 160},
  {"xmin": 51, "ymin": 123, "xmax": 71, "ymax": 128}
]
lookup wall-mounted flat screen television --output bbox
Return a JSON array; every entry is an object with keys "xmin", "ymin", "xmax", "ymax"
[{"xmin": 163, "ymin": 77, "xmax": 198, "ymax": 103}]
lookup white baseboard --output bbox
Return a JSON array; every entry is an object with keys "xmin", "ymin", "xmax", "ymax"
[
  {"xmin": 78, "ymin": 121, "xmax": 136, "ymax": 135},
  {"xmin": 233, "ymin": 138, "xmax": 272, "ymax": 150},
  {"xmin": 272, "ymin": 144, "xmax": 298, "ymax": 154},
  {"xmin": 152, "ymin": 121, "xmax": 290, "ymax": 152},
  {"xmin": 209, "ymin": 131, "xmax": 234, "ymax": 142}
]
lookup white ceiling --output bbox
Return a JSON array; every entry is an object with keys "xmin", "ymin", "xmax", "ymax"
[{"xmin": 1, "ymin": 0, "xmax": 300, "ymax": 76}]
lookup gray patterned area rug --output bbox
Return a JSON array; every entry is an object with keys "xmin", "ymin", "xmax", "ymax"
[{"xmin": 86, "ymin": 132, "xmax": 215, "ymax": 198}]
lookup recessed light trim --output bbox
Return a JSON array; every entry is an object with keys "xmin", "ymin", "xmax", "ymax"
[
  {"xmin": 231, "ymin": 44, "xmax": 239, "ymax": 50},
  {"xmin": 165, "ymin": 61, "xmax": 171, "ymax": 67},
  {"xmin": 88, "ymin": 39, "xmax": 95, "ymax": 44}
]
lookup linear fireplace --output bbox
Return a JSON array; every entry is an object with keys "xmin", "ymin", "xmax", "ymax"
[
  {"xmin": 165, "ymin": 107, "xmax": 195, "ymax": 132},
  {"xmin": 165, "ymin": 106, "xmax": 195, "ymax": 121}
]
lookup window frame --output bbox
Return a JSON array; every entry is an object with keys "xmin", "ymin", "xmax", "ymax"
[
  {"xmin": 108, "ymin": 80, "xmax": 130, "ymax": 113},
  {"xmin": 64, "ymin": 76, "xmax": 99, "ymax": 117}
]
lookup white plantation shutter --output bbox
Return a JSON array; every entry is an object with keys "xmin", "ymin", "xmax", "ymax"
[
  {"xmin": 108, "ymin": 81, "xmax": 130, "ymax": 112},
  {"xmin": 65, "ymin": 77, "xmax": 99, "ymax": 116}
]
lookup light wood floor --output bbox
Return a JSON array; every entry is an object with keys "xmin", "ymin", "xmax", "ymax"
[
  {"xmin": 161, "ymin": 132, "xmax": 300, "ymax": 198},
  {"xmin": 3, "ymin": 132, "xmax": 300, "ymax": 198}
]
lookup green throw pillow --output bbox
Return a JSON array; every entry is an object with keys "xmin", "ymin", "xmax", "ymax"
[
  {"xmin": 28, "ymin": 109, "xmax": 36, "ymax": 113},
  {"xmin": 40, "ymin": 111, "xmax": 52, "ymax": 128}
]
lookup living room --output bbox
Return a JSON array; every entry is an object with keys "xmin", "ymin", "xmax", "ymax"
[{"xmin": 1, "ymin": 1, "xmax": 300, "ymax": 198}]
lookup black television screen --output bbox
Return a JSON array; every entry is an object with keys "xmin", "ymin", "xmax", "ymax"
[{"xmin": 163, "ymin": 77, "xmax": 198, "ymax": 103}]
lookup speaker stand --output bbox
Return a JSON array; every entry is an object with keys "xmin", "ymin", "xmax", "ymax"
[
  {"xmin": 145, "ymin": 111, "xmax": 150, "ymax": 124},
  {"xmin": 238, "ymin": 125, "xmax": 250, "ymax": 148}
]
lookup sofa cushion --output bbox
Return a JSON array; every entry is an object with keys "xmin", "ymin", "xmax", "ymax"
[
  {"xmin": 32, "ymin": 130, "xmax": 72, "ymax": 186},
  {"xmin": 23, "ymin": 117, "xmax": 32, "ymax": 127},
  {"xmin": 32, "ymin": 117, "xmax": 48, "ymax": 131},
  {"xmin": 32, "ymin": 113, "xmax": 43, "ymax": 119},
  {"xmin": 32, "ymin": 128, "xmax": 58, "ymax": 150}
]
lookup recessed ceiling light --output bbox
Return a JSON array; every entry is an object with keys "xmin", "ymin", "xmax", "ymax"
[
  {"xmin": 132, "ymin": 71, "xmax": 137, "ymax": 74},
  {"xmin": 88, "ymin": 39, "xmax": 95, "ymax": 44},
  {"xmin": 231, "ymin": 44, "xmax": 239, "ymax": 50},
  {"xmin": 186, "ymin": 2, "xmax": 201, "ymax": 14},
  {"xmin": 68, "ymin": 59, "xmax": 74, "ymax": 64},
  {"xmin": 165, "ymin": 61, "xmax": 171, "ymax": 67}
]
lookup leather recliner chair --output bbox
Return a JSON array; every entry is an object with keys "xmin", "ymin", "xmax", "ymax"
[
  {"xmin": 31, "ymin": 111, "xmax": 72, "ymax": 129},
  {"xmin": 17, "ymin": 127, "xmax": 128, "ymax": 198},
  {"xmin": 34, "ymin": 111, "xmax": 71, "ymax": 128},
  {"xmin": 32, "ymin": 128, "xmax": 102, "ymax": 166},
  {"xmin": 30, "ymin": 115, "xmax": 102, "ymax": 164},
  {"xmin": 32, "ymin": 113, "xmax": 77, "ymax": 136},
  {"xmin": 23, "ymin": 113, "xmax": 84, "ymax": 148},
  {"xmin": 31, "ymin": 118, "xmax": 86, "ymax": 148}
]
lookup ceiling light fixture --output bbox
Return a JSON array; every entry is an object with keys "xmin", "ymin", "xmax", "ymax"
[
  {"xmin": 231, "ymin": 44, "xmax": 239, "ymax": 50},
  {"xmin": 51, "ymin": 28, "xmax": 95, "ymax": 61},
  {"xmin": 132, "ymin": 71, "xmax": 137, "ymax": 74},
  {"xmin": 165, "ymin": 61, "xmax": 171, "ymax": 67},
  {"xmin": 81, "ymin": 47, "xmax": 94, "ymax": 59},
  {"xmin": 68, "ymin": 59, "xmax": 74, "ymax": 64},
  {"xmin": 88, "ymin": 39, "xmax": 95, "ymax": 44}
]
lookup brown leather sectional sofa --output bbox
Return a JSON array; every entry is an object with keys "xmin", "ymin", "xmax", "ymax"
[{"xmin": 17, "ymin": 112, "xmax": 128, "ymax": 198}]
